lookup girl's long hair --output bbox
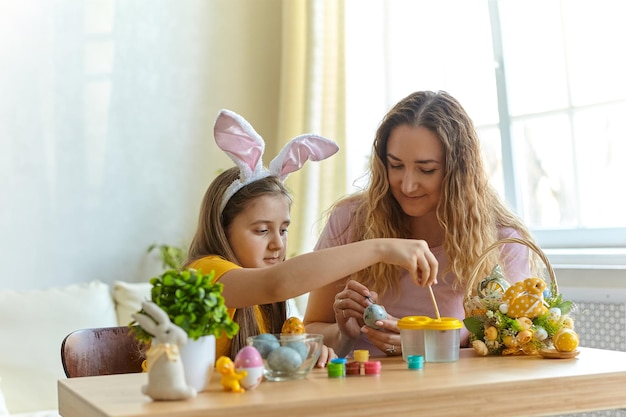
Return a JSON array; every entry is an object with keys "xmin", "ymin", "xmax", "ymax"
[{"xmin": 184, "ymin": 167, "xmax": 289, "ymax": 358}]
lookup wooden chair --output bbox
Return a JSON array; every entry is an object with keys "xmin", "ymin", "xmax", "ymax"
[{"xmin": 61, "ymin": 326, "xmax": 147, "ymax": 378}]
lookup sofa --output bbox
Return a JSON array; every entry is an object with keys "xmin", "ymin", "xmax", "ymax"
[
  {"xmin": 0, "ymin": 280, "xmax": 307, "ymax": 416},
  {"xmin": 0, "ymin": 280, "xmax": 151, "ymax": 417}
]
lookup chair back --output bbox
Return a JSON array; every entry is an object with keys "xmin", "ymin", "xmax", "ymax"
[{"xmin": 61, "ymin": 326, "xmax": 147, "ymax": 378}]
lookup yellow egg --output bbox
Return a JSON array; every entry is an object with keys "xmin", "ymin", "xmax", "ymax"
[
  {"xmin": 281, "ymin": 316, "xmax": 305, "ymax": 334},
  {"xmin": 553, "ymin": 328, "xmax": 579, "ymax": 352}
]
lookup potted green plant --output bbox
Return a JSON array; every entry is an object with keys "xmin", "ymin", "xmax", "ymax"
[
  {"xmin": 147, "ymin": 243, "xmax": 186, "ymax": 271},
  {"xmin": 131, "ymin": 268, "xmax": 239, "ymax": 392}
]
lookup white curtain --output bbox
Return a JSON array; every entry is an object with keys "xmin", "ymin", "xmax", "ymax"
[{"xmin": 0, "ymin": 0, "xmax": 284, "ymax": 290}]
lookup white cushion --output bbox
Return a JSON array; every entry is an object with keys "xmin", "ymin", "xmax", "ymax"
[
  {"xmin": 0, "ymin": 281, "xmax": 118, "ymax": 414},
  {"xmin": 112, "ymin": 280, "xmax": 152, "ymax": 326}
]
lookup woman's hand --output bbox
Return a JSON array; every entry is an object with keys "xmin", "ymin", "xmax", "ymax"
[
  {"xmin": 360, "ymin": 314, "xmax": 402, "ymax": 357},
  {"xmin": 316, "ymin": 344, "xmax": 338, "ymax": 368},
  {"xmin": 333, "ymin": 280, "xmax": 377, "ymax": 340}
]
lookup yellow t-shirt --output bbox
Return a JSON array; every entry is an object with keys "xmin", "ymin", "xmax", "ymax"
[{"xmin": 188, "ymin": 256, "xmax": 270, "ymax": 358}]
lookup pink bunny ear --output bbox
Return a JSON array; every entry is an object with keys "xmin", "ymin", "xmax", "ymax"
[
  {"xmin": 269, "ymin": 134, "xmax": 339, "ymax": 180},
  {"xmin": 214, "ymin": 109, "xmax": 265, "ymax": 179}
]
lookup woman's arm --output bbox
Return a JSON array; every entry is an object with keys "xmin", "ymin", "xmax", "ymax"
[{"xmin": 219, "ymin": 238, "xmax": 437, "ymax": 308}]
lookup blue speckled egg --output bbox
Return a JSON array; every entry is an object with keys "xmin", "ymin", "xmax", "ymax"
[
  {"xmin": 363, "ymin": 304, "xmax": 387, "ymax": 329},
  {"xmin": 267, "ymin": 346, "xmax": 303, "ymax": 372},
  {"xmin": 251, "ymin": 333, "xmax": 280, "ymax": 359}
]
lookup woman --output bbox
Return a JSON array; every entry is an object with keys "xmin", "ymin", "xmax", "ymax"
[{"xmin": 304, "ymin": 91, "xmax": 534, "ymax": 357}]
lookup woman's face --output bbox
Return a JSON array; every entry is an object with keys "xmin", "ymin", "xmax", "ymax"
[
  {"xmin": 386, "ymin": 124, "xmax": 444, "ymax": 218},
  {"xmin": 226, "ymin": 194, "xmax": 290, "ymax": 268}
]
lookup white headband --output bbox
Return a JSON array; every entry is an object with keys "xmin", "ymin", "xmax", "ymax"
[{"xmin": 214, "ymin": 109, "xmax": 339, "ymax": 212}]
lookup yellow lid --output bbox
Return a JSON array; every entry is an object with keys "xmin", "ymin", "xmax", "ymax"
[
  {"xmin": 353, "ymin": 349, "xmax": 369, "ymax": 362},
  {"xmin": 398, "ymin": 316, "xmax": 431, "ymax": 330},
  {"xmin": 423, "ymin": 317, "xmax": 463, "ymax": 330}
]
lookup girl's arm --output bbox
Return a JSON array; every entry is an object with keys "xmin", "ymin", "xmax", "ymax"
[{"xmin": 219, "ymin": 238, "xmax": 437, "ymax": 308}]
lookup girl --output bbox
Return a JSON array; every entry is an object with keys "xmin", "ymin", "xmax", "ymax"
[{"xmin": 183, "ymin": 109, "xmax": 439, "ymax": 366}]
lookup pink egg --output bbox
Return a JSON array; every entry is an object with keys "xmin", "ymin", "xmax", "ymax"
[
  {"xmin": 235, "ymin": 346, "xmax": 264, "ymax": 368},
  {"xmin": 234, "ymin": 346, "xmax": 265, "ymax": 390}
]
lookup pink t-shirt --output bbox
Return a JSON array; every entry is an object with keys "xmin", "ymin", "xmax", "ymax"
[{"xmin": 314, "ymin": 200, "xmax": 529, "ymax": 356}]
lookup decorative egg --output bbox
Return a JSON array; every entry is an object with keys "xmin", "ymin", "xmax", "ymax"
[
  {"xmin": 548, "ymin": 307, "xmax": 562, "ymax": 322},
  {"xmin": 267, "ymin": 346, "xmax": 303, "ymax": 372},
  {"xmin": 562, "ymin": 316, "xmax": 575, "ymax": 329},
  {"xmin": 363, "ymin": 304, "xmax": 387, "ymax": 329},
  {"xmin": 285, "ymin": 341, "xmax": 308, "ymax": 361},
  {"xmin": 553, "ymin": 328, "xmax": 579, "ymax": 352},
  {"xmin": 477, "ymin": 265, "xmax": 510, "ymax": 298},
  {"xmin": 234, "ymin": 346, "xmax": 264, "ymax": 390},
  {"xmin": 534, "ymin": 326, "xmax": 548, "ymax": 341},
  {"xmin": 251, "ymin": 333, "xmax": 280, "ymax": 359},
  {"xmin": 282, "ymin": 316, "xmax": 306, "ymax": 334},
  {"xmin": 543, "ymin": 288, "xmax": 552, "ymax": 299}
]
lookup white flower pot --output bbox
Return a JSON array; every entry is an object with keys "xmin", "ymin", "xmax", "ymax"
[{"xmin": 179, "ymin": 335, "xmax": 216, "ymax": 392}]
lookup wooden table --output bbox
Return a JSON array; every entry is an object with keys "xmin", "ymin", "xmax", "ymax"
[{"xmin": 58, "ymin": 347, "xmax": 626, "ymax": 417}]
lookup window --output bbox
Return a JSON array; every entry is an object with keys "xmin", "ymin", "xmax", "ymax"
[{"xmin": 344, "ymin": 0, "xmax": 626, "ymax": 265}]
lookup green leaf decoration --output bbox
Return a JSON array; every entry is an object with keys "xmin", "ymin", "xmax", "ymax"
[
  {"xmin": 556, "ymin": 300, "xmax": 573, "ymax": 315},
  {"xmin": 130, "ymin": 268, "xmax": 240, "ymax": 343},
  {"xmin": 463, "ymin": 316, "xmax": 484, "ymax": 336}
]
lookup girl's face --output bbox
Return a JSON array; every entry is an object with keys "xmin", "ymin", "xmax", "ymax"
[
  {"xmin": 386, "ymin": 124, "xmax": 444, "ymax": 218},
  {"xmin": 227, "ymin": 194, "xmax": 290, "ymax": 268}
]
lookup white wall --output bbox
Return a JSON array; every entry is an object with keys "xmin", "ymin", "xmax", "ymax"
[{"xmin": 0, "ymin": 0, "xmax": 282, "ymax": 291}]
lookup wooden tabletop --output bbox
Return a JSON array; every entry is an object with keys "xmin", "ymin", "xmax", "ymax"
[{"xmin": 58, "ymin": 347, "xmax": 626, "ymax": 417}]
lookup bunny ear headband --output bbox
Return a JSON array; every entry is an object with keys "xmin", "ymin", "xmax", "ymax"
[{"xmin": 214, "ymin": 109, "xmax": 339, "ymax": 212}]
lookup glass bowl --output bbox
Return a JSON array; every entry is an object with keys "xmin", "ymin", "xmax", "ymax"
[{"xmin": 246, "ymin": 333, "xmax": 323, "ymax": 381}]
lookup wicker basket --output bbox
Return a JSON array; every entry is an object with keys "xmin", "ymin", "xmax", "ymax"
[{"xmin": 462, "ymin": 237, "xmax": 576, "ymax": 356}]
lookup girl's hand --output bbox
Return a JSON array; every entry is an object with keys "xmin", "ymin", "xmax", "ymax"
[
  {"xmin": 381, "ymin": 239, "xmax": 439, "ymax": 287},
  {"xmin": 333, "ymin": 280, "xmax": 377, "ymax": 339},
  {"xmin": 360, "ymin": 313, "xmax": 403, "ymax": 356},
  {"xmin": 316, "ymin": 344, "xmax": 338, "ymax": 368}
]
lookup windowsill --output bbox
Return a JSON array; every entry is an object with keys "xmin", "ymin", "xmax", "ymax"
[
  {"xmin": 541, "ymin": 248, "xmax": 626, "ymax": 290},
  {"xmin": 544, "ymin": 248, "xmax": 626, "ymax": 269}
]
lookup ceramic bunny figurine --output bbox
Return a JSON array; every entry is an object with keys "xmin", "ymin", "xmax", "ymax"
[{"xmin": 132, "ymin": 301, "xmax": 197, "ymax": 401}]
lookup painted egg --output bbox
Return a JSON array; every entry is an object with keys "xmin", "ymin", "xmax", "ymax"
[
  {"xmin": 282, "ymin": 316, "xmax": 305, "ymax": 334},
  {"xmin": 267, "ymin": 346, "xmax": 303, "ymax": 372},
  {"xmin": 534, "ymin": 326, "xmax": 548, "ymax": 341},
  {"xmin": 477, "ymin": 265, "xmax": 510, "ymax": 298},
  {"xmin": 548, "ymin": 307, "xmax": 562, "ymax": 322},
  {"xmin": 285, "ymin": 340, "xmax": 308, "ymax": 361},
  {"xmin": 363, "ymin": 304, "xmax": 387, "ymax": 329},
  {"xmin": 553, "ymin": 328, "xmax": 579, "ymax": 352},
  {"xmin": 251, "ymin": 333, "xmax": 280, "ymax": 359},
  {"xmin": 234, "ymin": 346, "xmax": 264, "ymax": 390},
  {"xmin": 234, "ymin": 346, "xmax": 263, "ymax": 368}
]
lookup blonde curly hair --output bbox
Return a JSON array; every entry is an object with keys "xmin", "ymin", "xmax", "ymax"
[{"xmin": 341, "ymin": 91, "xmax": 534, "ymax": 296}]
